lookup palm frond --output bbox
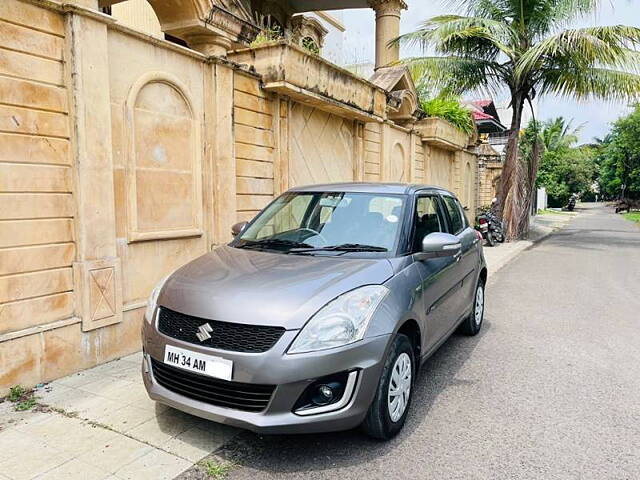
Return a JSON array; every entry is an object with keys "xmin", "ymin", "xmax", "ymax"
[
  {"xmin": 399, "ymin": 56, "xmax": 505, "ymax": 97},
  {"xmin": 516, "ymin": 25, "xmax": 640, "ymax": 81},
  {"xmin": 540, "ymin": 67, "xmax": 640, "ymax": 101},
  {"xmin": 524, "ymin": 0, "xmax": 600, "ymax": 36},
  {"xmin": 394, "ymin": 15, "xmax": 516, "ymax": 61}
]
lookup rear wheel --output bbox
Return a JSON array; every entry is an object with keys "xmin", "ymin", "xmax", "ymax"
[
  {"xmin": 362, "ymin": 334, "xmax": 414, "ymax": 440},
  {"xmin": 458, "ymin": 279, "xmax": 485, "ymax": 336},
  {"xmin": 485, "ymin": 232, "xmax": 495, "ymax": 246}
]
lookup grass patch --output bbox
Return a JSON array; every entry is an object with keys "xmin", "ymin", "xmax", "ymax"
[
  {"xmin": 538, "ymin": 209, "xmax": 571, "ymax": 215},
  {"xmin": 8, "ymin": 385, "xmax": 26, "ymax": 402},
  {"xmin": 623, "ymin": 212, "xmax": 640, "ymax": 224},
  {"xmin": 15, "ymin": 397, "xmax": 37, "ymax": 411},
  {"xmin": 199, "ymin": 460, "xmax": 235, "ymax": 479},
  {"xmin": 6, "ymin": 385, "xmax": 38, "ymax": 411}
]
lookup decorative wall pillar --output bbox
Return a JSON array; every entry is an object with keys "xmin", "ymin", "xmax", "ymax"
[
  {"xmin": 380, "ymin": 122, "xmax": 391, "ymax": 180},
  {"xmin": 204, "ymin": 62, "xmax": 237, "ymax": 246},
  {"xmin": 368, "ymin": 0, "xmax": 407, "ymax": 70},
  {"xmin": 68, "ymin": 12, "xmax": 122, "ymax": 331},
  {"xmin": 274, "ymin": 98, "xmax": 291, "ymax": 195},
  {"xmin": 353, "ymin": 122, "xmax": 366, "ymax": 181},
  {"xmin": 409, "ymin": 130, "xmax": 417, "ymax": 182}
]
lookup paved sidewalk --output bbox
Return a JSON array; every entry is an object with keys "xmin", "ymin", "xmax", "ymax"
[
  {"xmin": 482, "ymin": 210, "xmax": 576, "ymax": 274},
  {"xmin": 0, "ymin": 209, "xmax": 578, "ymax": 480},
  {"xmin": 0, "ymin": 352, "xmax": 238, "ymax": 479}
]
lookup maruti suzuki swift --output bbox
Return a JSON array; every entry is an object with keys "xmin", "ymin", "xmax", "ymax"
[{"xmin": 142, "ymin": 183, "xmax": 487, "ymax": 439}]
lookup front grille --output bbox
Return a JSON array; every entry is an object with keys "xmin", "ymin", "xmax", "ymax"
[
  {"xmin": 150, "ymin": 358, "xmax": 275, "ymax": 412},
  {"xmin": 157, "ymin": 307, "xmax": 285, "ymax": 353}
]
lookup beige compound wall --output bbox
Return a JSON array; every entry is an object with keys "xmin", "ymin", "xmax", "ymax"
[{"xmin": 0, "ymin": 0, "xmax": 479, "ymax": 392}]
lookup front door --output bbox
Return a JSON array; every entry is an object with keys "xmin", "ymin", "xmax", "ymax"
[{"xmin": 412, "ymin": 195, "xmax": 463, "ymax": 351}]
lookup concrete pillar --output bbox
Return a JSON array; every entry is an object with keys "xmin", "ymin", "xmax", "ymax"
[{"xmin": 369, "ymin": 0, "xmax": 407, "ymax": 70}]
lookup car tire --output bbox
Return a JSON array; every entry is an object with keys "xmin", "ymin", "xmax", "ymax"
[
  {"xmin": 458, "ymin": 278, "xmax": 485, "ymax": 336},
  {"xmin": 361, "ymin": 334, "xmax": 414, "ymax": 440}
]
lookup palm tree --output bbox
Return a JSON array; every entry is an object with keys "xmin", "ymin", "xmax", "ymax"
[
  {"xmin": 396, "ymin": 0, "xmax": 640, "ymax": 239},
  {"xmin": 540, "ymin": 117, "xmax": 582, "ymax": 151}
]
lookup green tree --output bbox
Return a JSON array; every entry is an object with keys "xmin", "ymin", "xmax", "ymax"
[
  {"xmin": 520, "ymin": 118, "xmax": 597, "ymax": 207},
  {"xmin": 538, "ymin": 147, "xmax": 597, "ymax": 206},
  {"xmin": 597, "ymin": 105, "xmax": 640, "ymax": 199},
  {"xmin": 396, "ymin": 0, "xmax": 640, "ymax": 239}
]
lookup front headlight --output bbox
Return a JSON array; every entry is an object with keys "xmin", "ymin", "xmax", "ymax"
[
  {"xmin": 145, "ymin": 276, "xmax": 169, "ymax": 324},
  {"xmin": 288, "ymin": 285, "xmax": 389, "ymax": 354}
]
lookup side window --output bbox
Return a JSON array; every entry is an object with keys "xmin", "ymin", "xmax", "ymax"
[
  {"xmin": 442, "ymin": 196, "xmax": 466, "ymax": 234},
  {"xmin": 413, "ymin": 196, "xmax": 444, "ymax": 251}
]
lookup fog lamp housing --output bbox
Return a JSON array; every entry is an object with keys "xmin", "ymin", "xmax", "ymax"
[{"xmin": 293, "ymin": 370, "xmax": 358, "ymax": 416}]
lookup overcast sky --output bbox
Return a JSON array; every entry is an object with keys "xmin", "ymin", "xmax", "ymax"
[{"xmin": 342, "ymin": 1, "xmax": 639, "ymax": 143}]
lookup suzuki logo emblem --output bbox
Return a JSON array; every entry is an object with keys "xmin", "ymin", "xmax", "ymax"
[{"xmin": 196, "ymin": 323, "xmax": 213, "ymax": 342}]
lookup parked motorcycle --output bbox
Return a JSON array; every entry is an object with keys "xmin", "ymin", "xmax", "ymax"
[
  {"xmin": 567, "ymin": 194, "xmax": 577, "ymax": 211},
  {"xmin": 476, "ymin": 209, "xmax": 505, "ymax": 246}
]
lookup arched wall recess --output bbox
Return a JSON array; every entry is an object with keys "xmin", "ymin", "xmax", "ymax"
[{"xmin": 124, "ymin": 71, "xmax": 203, "ymax": 242}]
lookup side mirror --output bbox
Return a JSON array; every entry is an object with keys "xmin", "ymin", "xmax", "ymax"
[
  {"xmin": 415, "ymin": 232, "xmax": 461, "ymax": 260},
  {"xmin": 231, "ymin": 221, "xmax": 248, "ymax": 237}
]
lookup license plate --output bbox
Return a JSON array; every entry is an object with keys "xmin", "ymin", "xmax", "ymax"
[{"xmin": 163, "ymin": 345, "xmax": 233, "ymax": 381}]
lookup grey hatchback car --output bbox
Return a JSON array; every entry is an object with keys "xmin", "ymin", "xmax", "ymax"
[{"xmin": 142, "ymin": 183, "xmax": 487, "ymax": 439}]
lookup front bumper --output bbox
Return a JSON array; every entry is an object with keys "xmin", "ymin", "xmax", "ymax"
[{"xmin": 141, "ymin": 318, "xmax": 391, "ymax": 434}]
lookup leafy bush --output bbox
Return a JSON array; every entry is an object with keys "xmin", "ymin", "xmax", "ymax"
[{"xmin": 421, "ymin": 97, "xmax": 475, "ymax": 136}]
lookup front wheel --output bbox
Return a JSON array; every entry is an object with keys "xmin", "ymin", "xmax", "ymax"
[
  {"xmin": 485, "ymin": 231, "xmax": 496, "ymax": 247},
  {"xmin": 362, "ymin": 334, "xmax": 414, "ymax": 440},
  {"xmin": 458, "ymin": 279, "xmax": 485, "ymax": 336}
]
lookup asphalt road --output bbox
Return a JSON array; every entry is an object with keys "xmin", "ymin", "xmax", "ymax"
[{"xmin": 212, "ymin": 203, "xmax": 640, "ymax": 480}]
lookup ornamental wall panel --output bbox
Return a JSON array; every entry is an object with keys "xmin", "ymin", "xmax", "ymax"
[
  {"xmin": 125, "ymin": 74, "xmax": 203, "ymax": 242},
  {"xmin": 289, "ymin": 103, "xmax": 355, "ymax": 187}
]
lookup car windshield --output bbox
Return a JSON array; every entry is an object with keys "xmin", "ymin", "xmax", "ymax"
[{"xmin": 235, "ymin": 192, "xmax": 405, "ymax": 255}]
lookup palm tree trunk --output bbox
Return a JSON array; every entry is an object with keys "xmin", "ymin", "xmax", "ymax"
[
  {"xmin": 518, "ymin": 136, "xmax": 542, "ymax": 236},
  {"xmin": 499, "ymin": 92, "xmax": 526, "ymax": 240}
]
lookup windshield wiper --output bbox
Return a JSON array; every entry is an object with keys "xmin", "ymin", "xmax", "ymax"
[
  {"xmin": 290, "ymin": 243, "xmax": 388, "ymax": 253},
  {"xmin": 237, "ymin": 238, "xmax": 314, "ymax": 250}
]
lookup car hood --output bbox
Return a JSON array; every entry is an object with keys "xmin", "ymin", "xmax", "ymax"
[{"xmin": 158, "ymin": 245, "xmax": 394, "ymax": 329}]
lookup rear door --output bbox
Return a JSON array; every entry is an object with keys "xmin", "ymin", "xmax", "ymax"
[
  {"xmin": 412, "ymin": 194, "xmax": 462, "ymax": 351},
  {"xmin": 440, "ymin": 194, "xmax": 479, "ymax": 321}
]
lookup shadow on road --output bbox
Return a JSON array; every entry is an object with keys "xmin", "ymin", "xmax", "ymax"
[{"xmin": 215, "ymin": 321, "xmax": 493, "ymax": 477}]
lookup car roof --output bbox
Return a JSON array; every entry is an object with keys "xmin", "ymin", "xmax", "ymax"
[{"xmin": 288, "ymin": 182, "xmax": 454, "ymax": 196}]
